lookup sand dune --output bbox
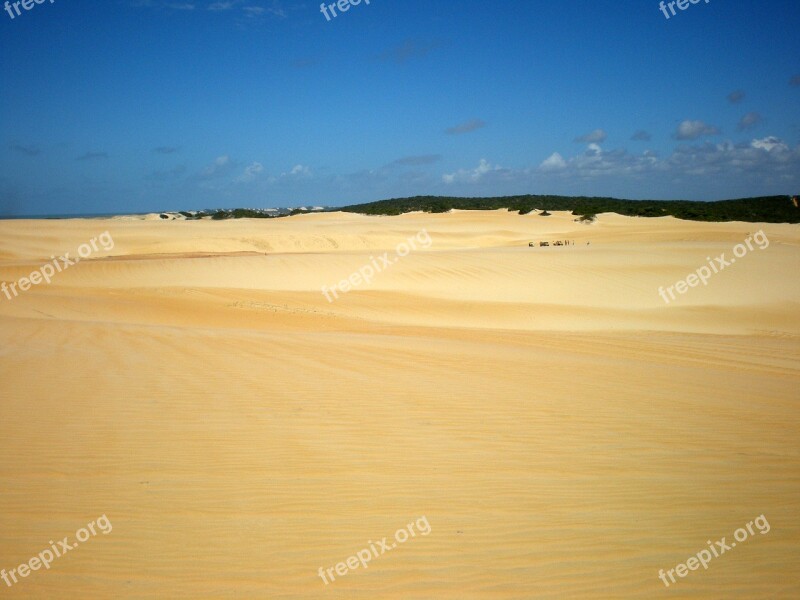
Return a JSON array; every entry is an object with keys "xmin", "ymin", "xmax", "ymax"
[{"xmin": 0, "ymin": 210, "xmax": 798, "ymax": 598}]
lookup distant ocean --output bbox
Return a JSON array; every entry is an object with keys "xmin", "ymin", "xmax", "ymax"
[{"xmin": 1, "ymin": 212, "xmax": 149, "ymax": 220}]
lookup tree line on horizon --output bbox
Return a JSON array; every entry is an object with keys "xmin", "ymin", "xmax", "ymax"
[{"xmin": 337, "ymin": 194, "xmax": 800, "ymax": 224}]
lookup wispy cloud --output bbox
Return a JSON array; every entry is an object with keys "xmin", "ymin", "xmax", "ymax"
[
  {"xmin": 208, "ymin": 0, "xmax": 286, "ymax": 18},
  {"xmin": 443, "ymin": 158, "xmax": 505, "ymax": 184},
  {"xmin": 236, "ymin": 161, "xmax": 264, "ymax": 182},
  {"xmin": 737, "ymin": 112, "xmax": 762, "ymax": 131},
  {"xmin": 77, "ymin": 151, "xmax": 109, "ymax": 161},
  {"xmin": 144, "ymin": 164, "xmax": 187, "ymax": 181},
  {"xmin": 380, "ymin": 39, "xmax": 442, "ymax": 64},
  {"xmin": 281, "ymin": 164, "xmax": 311, "ymax": 178},
  {"xmin": 673, "ymin": 120, "xmax": 720, "ymax": 140},
  {"xmin": 129, "ymin": 1, "xmax": 196, "ymax": 10},
  {"xmin": 445, "ymin": 119, "xmax": 486, "ymax": 135},
  {"xmin": 391, "ymin": 155, "xmax": 442, "ymax": 166},
  {"xmin": 727, "ymin": 90, "xmax": 745, "ymax": 103},
  {"xmin": 197, "ymin": 155, "xmax": 235, "ymax": 179},
  {"xmin": 630, "ymin": 130, "xmax": 652, "ymax": 142},
  {"xmin": 290, "ymin": 57, "xmax": 318, "ymax": 69},
  {"xmin": 790, "ymin": 75, "xmax": 800, "ymax": 86},
  {"xmin": 208, "ymin": 1, "xmax": 235, "ymax": 10},
  {"xmin": 574, "ymin": 129, "xmax": 608, "ymax": 144},
  {"xmin": 10, "ymin": 144, "xmax": 40, "ymax": 156},
  {"xmin": 135, "ymin": 0, "xmax": 286, "ymax": 19}
]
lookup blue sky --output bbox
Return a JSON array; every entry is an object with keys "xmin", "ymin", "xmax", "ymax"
[{"xmin": 1, "ymin": 0, "xmax": 799, "ymax": 216}]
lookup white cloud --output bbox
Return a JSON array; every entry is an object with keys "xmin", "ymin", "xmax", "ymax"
[
  {"xmin": 198, "ymin": 155, "xmax": 234, "ymax": 180},
  {"xmin": 750, "ymin": 136, "xmax": 788, "ymax": 152},
  {"xmin": 291, "ymin": 164, "xmax": 309, "ymax": 175},
  {"xmin": 674, "ymin": 120, "xmax": 720, "ymax": 140},
  {"xmin": 539, "ymin": 152, "xmax": 567, "ymax": 172},
  {"xmin": 208, "ymin": 1, "xmax": 235, "ymax": 10},
  {"xmin": 134, "ymin": 0, "xmax": 286, "ymax": 18},
  {"xmin": 537, "ymin": 145, "xmax": 656, "ymax": 178},
  {"xmin": 207, "ymin": 155, "xmax": 229, "ymax": 169},
  {"xmin": 442, "ymin": 158, "xmax": 500, "ymax": 184},
  {"xmin": 181, "ymin": 137, "xmax": 799, "ymax": 206},
  {"xmin": 129, "ymin": 0, "xmax": 195, "ymax": 8},
  {"xmin": 533, "ymin": 135, "xmax": 798, "ymax": 183},
  {"xmin": 280, "ymin": 164, "xmax": 311, "ymax": 178},
  {"xmin": 236, "ymin": 161, "xmax": 264, "ymax": 182}
]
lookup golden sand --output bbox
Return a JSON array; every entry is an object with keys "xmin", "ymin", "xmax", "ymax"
[{"xmin": 0, "ymin": 210, "xmax": 798, "ymax": 598}]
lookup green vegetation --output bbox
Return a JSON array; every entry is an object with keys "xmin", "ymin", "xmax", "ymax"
[
  {"xmin": 209, "ymin": 209, "xmax": 280, "ymax": 220},
  {"xmin": 338, "ymin": 194, "xmax": 800, "ymax": 223}
]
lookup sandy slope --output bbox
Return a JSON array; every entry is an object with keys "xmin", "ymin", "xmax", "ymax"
[{"xmin": 0, "ymin": 210, "xmax": 798, "ymax": 598}]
